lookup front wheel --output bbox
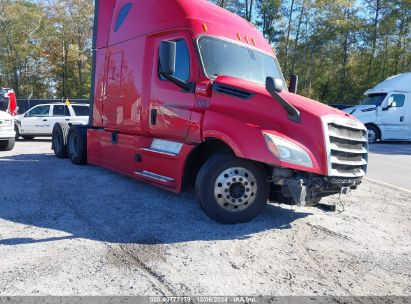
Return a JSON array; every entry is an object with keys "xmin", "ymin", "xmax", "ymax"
[
  {"xmin": 366, "ymin": 125, "xmax": 380, "ymax": 143},
  {"xmin": 195, "ymin": 154, "xmax": 269, "ymax": 224}
]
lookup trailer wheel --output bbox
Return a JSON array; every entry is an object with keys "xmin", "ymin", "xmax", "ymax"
[
  {"xmin": 52, "ymin": 122, "xmax": 69, "ymax": 159},
  {"xmin": 195, "ymin": 154, "xmax": 269, "ymax": 224},
  {"xmin": 0, "ymin": 138, "xmax": 15, "ymax": 151},
  {"xmin": 67, "ymin": 126, "xmax": 87, "ymax": 165}
]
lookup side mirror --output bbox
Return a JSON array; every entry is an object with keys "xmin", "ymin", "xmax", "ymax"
[
  {"xmin": 383, "ymin": 97, "xmax": 395, "ymax": 111},
  {"xmin": 289, "ymin": 74, "xmax": 298, "ymax": 94},
  {"xmin": 266, "ymin": 77, "xmax": 284, "ymax": 93},
  {"xmin": 159, "ymin": 41, "xmax": 176, "ymax": 77}
]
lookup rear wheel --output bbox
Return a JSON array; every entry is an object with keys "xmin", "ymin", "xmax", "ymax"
[
  {"xmin": 0, "ymin": 138, "xmax": 15, "ymax": 151},
  {"xmin": 67, "ymin": 126, "xmax": 87, "ymax": 165},
  {"xmin": 52, "ymin": 122, "xmax": 69, "ymax": 158},
  {"xmin": 195, "ymin": 154, "xmax": 269, "ymax": 224}
]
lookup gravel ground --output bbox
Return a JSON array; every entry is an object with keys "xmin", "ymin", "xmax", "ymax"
[{"xmin": 0, "ymin": 140, "xmax": 410, "ymax": 296}]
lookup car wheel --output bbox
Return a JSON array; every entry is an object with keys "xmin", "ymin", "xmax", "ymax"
[
  {"xmin": 52, "ymin": 122, "xmax": 69, "ymax": 159},
  {"xmin": 195, "ymin": 154, "xmax": 269, "ymax": 224},
  {"xmin": 67, "ymin": 126, "xmax": 87, "ymax": 165},
  {"xmin": 366, "ymin": 125, "xmax": 380, "ymax": 143},
  {"xmin": 0, "ymin": 138, "xmax": 15, "ymax": 151}
]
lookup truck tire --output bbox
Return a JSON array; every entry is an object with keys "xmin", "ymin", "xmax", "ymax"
[
  {"xmin": 0, "ymin": 138, "xmax": 15, "ymax": 151},
  {"xmin": 366, "ymin": 125, "xmax": 380, "ymax": 143},
  {"xmin": 195, "ymin": 154, "xmax": 269, "ymax": 224},
  {"xmin": 67, "ymin": 126, "xmax": 87, "ymax": 165},
  {"xmin": 52, "ymin": 122, "xmax": 69, "ymax": 159}
]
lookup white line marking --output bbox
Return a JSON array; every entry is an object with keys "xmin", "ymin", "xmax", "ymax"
[{"xmin": 364, "ymin": 177, "xmax": 411, "ymax": 194}]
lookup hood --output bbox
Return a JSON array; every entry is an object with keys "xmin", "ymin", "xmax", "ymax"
[
  {"xmin": 343, "ymin": 104, "xmax": 377, "ymax": 115},
  {"xmin": 213, "ymin": 76, "xmax": 351, "ymax": 119},
  {"xmin": 0, "ymin": 111, "xmax": 13, "ymax": 120}
]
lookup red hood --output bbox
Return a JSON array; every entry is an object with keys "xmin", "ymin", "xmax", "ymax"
[{"xmin": 213, "ymin": 76, "xmax": 349, "ymax": 119}]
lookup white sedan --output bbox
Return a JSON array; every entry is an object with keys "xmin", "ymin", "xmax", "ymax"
[
  {"xmin": 15, "ymin": 103, "xmax": 89, "ymax": 140},
  {"xmin": 0, "ymin": 110, "xmax": 16, "ymax": 151}
]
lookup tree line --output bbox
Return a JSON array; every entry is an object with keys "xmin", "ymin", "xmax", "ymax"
[
  {"xmin": 0, "ymin": 0, "xmax": 93, "ymax": 99},
  {"xmin": 0, "ymin": 0, "xmax": 410, "ymax": 104}
]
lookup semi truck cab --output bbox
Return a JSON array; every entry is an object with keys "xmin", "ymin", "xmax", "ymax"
[
  {"xmin": 344, "ymin": 73, "xmax": 411, "ymax": 143},
  {"xmin": 52, "ymin": 0, "xmax": 368, "ymax": 223}
]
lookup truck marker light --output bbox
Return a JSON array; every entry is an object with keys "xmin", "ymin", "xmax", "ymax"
[
  {"xmin": 237, "ymin": 33, "xmax": 241, "ymax": 41},
  {"xmin": 202, "ymin": 23, "xmax": 208, "ymax": 32},
  {"xmin": 244, "ymin": 36, "xmax": 249, "ymax": 44},
  {"xmin": 251, "ymin": 38, "xmax": 256, "ymax": 46}
]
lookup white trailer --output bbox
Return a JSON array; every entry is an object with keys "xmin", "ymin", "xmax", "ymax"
[{"xmin": 344, "ymin": 73, "xmax": 411, "ymax": 143}]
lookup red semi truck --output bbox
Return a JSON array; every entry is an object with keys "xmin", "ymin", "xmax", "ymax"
[{"xmin": 52, "ymin": 0, "xmax": 369, "ymax": 223}]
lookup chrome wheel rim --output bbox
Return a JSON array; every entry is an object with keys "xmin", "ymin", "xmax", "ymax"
[
  {"xmin": 214, "ymin": 167, "xmax": 258, "ymax": 212},
  {"xmin": 367, "ymin": 129, "xmax": 376, "ymax": 143}
]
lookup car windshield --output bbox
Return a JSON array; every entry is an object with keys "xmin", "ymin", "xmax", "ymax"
[
  {"xmin": 197, "ymin": 36, "xmax": 286, "ymax": 87},
  {"xmin": 360, "ymin": 93, "xmax": 387, "ymax": 106}
]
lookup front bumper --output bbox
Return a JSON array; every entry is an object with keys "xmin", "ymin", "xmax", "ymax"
[
  {"xmin": 0, "ymin": 128, "xmax": 16, "ymax": 140},
  {"xmin": 270, "ymin": 168, "xmax": 363, "ymax": 206}
]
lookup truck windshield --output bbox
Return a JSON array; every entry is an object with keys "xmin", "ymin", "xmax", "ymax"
[
  {"xmin": 360, "ymin": 93, "xmax": 387, "ymax": 106},
  {"xmin": 197, "ymin": 36, "xmax": 286, "ymax": 87}
]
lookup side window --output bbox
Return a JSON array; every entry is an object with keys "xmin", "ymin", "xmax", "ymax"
[
  {"xmin": 72, "ymin": 106, "xmax": 90, "ymax": 116},
  {"xmin": 27, "ymin": 105, "xmax": 50, "ymax": 117},
  {"xmin": 53, "ymin": 105, "xmax": 70, "ymax": 116},
  {"xmin": 159, "ymin": 39, "xmax": 190, "ymax": 82},
  {"xmin": 114, "ymin": 3, "xmax": 132, "ymax": 32},
  {"xmin": 391, "ymin": 94, "xmax": 405, "ymax": 108}
]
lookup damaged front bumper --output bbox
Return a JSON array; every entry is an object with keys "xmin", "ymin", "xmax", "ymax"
[{"xmin": 269, "ymin": 168, "xmax": 363, "ymax": 206}]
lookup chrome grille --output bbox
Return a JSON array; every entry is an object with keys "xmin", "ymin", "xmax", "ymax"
[{"xmin": 322, "ymin": 117, "xmax": 368, "ymax": 177}]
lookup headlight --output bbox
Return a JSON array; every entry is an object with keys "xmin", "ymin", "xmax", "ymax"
[
  {"xmin": 263, "ymin": 132, "xmax": 313, "ymax": 168},
  {"xmin": 0, "ymin": 120, "xmax": 13, "ymax": 127}
]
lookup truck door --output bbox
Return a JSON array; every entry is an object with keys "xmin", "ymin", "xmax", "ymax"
[
  {"xmin": 148, "ymin": 31, "xmax": 197, "ymax": 141},
  {"xmin": 381, "ymin": 93, "xmax": 409, "ymax": 140}
]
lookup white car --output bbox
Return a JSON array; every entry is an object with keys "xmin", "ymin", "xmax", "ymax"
[
  {"xmin": 0, "ymin": 110, "xmax": 16, "ymax": 151},
  {"xmin": 15, "ymin": 103, "xmax": 89, "ymax": 140}
]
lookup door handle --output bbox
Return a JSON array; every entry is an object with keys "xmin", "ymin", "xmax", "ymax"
[
  {"xmin": 400, "ymin": 116, "xmax": 404, "ymax": 122},
  {"xmin": 43, "ymin": 119, "xmax": 48, "ymax": 121},
  {"xmin": 65, "ymin": 119, "xmax": 70, "ymax": 121},
  {"xmin": 150, "ymin": 109, "xmax": 157, "ymax": 125}
]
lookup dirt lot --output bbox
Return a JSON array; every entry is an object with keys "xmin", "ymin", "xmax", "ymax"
[{"xmin": 0, "ymin": 140, "xmax": 410, "ymax": 296}]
